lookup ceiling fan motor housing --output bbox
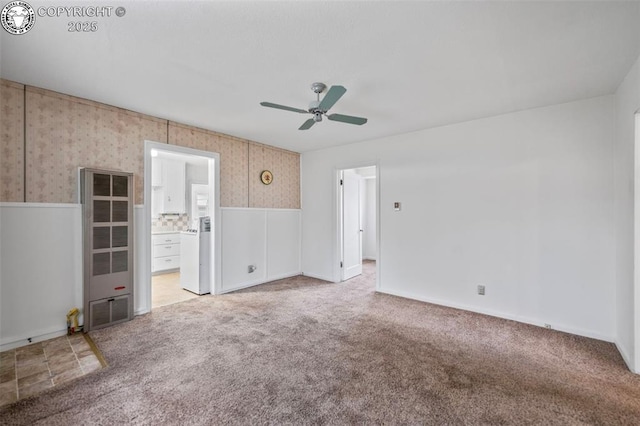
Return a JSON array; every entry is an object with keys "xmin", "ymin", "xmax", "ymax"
[{"xmin": 307, "ymin": 101, "xmax": 324, "ymax": 121}]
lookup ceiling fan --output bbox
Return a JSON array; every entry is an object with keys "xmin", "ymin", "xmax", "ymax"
[{"xmin": 260, "ymin": 82, "xmax": 368, "ymax": 130}]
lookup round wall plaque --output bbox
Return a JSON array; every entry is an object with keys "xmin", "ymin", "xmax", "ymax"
[{"xmin": 260, "ymin": 170, "xmax": 273, "ymax": 185}]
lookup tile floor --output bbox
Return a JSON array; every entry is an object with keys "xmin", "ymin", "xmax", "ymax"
[
  {"xmin": 0, "ymin": 333, "xmax": 105, "ymax": 407},
  {"xmin": 152, "ymin": 271, "xmax": 198, "ymax": 309}
]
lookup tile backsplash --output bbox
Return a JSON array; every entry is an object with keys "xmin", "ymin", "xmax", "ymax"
[{"xmin": 151, "ymin": 213, "xmax": 190, "ymax": 232}]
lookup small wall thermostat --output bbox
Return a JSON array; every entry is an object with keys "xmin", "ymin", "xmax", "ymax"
[{"xmin": 394, "ymin": 202, "xmax": 401, "ymax": 211}]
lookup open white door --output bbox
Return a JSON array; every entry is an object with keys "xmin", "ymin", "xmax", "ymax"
[{"xmin": 342, "ymin": 170, "xmax": 362, "ymax": 280}]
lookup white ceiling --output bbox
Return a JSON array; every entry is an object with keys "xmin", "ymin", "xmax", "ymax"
[{"xmin": 2, "ymin": 1, "xmax": 639, "ymax": 153}]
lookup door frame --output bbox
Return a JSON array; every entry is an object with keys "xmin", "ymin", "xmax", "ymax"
[
  {"xmin": 634, "ymin": 111, "xmax": 640, "ymax": 372},
  {"xmin": 143, "ymin": 141, "xmax": 222, "ymax": 312},
  {"xmin": 333, "ymin": 162, "xmax": 380, "ymax": 290}
]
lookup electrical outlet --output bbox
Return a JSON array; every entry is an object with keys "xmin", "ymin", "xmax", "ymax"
[{"xmin": 477, "ymin": 285, "xmax": 485, "ymax": 295}]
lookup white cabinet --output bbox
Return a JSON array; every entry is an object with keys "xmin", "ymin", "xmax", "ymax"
[
  {"xmin": 163, "ymin": 160, "xmax": 185, "ymax": 214},
  {"xmin": 151, "ymin": 158, "xmax": 186, "ymax": 214},
  {"xmin": 152, "ymin": 233, "xmax": 181, "ymax": 272}
]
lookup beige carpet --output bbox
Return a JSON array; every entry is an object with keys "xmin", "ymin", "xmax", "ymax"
[{"xmin": 2, "ymin": 261, "xmax": 640, "ymax": 424}]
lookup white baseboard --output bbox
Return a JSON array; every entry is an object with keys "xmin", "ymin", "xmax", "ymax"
[
  {"xmin": 377, "ymin": 287, "xmax": 613, "ymax": 343},
  {"xmin": 267, "ymin": 271, "xmax": 302, "ymax": 281},
  {"xmin": 220, "ymin": 279, "xmax": 267, "ymax": 294},
  {"xmin": 220, "ymin": 271, "xmax": 302, "ymax": 294},
  {"xmin": 301, "ymin": 271, "xmax": 335, "ymax": 283},
  {"xmin": 0, "ymin": 329, "xmax": 68, "ymax": 352},
  {"xmin": 615, "ymin": 341, "xmax": 637, "ymax": 373},
  {"xmin": 135, "ymin": 307, "xmax": 151, "ymax": 316}
]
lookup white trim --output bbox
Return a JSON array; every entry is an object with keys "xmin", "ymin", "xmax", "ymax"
[
  {"xmin": 220, "ymin": 271, "xmax": 302, "ymax": 294},
  {"xmin": 378, "ymin": 287, "xmax": 614, "ymax": 343},
  {"xmin": 0, "ymin": 202, "xmax": 79, "ymax": 209},
  {"xmin": 634, "ymin": 112, "xmax": 640, "ymax": 372},
  {"xmin": 617, "ymin": 341, "xmax": 637, "ymax": 374},
  {"xmin": 221, "ymin": 207, "xmax": 301, "ymax": 212},
  {"xmin": 220, "ymin": 272, "xmax": 302, "ymax": 294},
  {"xmin": 301, "ymin": 272, "xmax": 334, "ymax": 283},
  {"xmin": 267, "ymin": 271, "xmax": 301, "ymax": 282},
  {"xmin": 221, "ymin": 279, "xmax": 267, "ymax": 294},
  {"xmin": 0, "ymin": 329, "xmax": 68, "ymax": 352},
  {"xmin": 135, "ymin": 307, "xmax": 150, "ymax": 316}
]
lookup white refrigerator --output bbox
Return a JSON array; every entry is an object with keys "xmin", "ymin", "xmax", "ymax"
[{"xmin": 180, "ymin": 217, "xmax": 211, "ymax": 295}]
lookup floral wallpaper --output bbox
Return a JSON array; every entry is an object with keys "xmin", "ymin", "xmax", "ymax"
[
  {"xmin": 249, "ymin": 142, "xmax": 300, "ymax": 209},
  {"xmin": 0, "ymin": 80, "xmax": 25, "ymax": 202},
  {"xmin": 1, "ymin": 80, "xmax": 300, "ymax": 209},
  {"xmin": 168, "ymin": 122, "xmax": 249, "ymax": 208},
  {"xmin": 25, "ymin": 87, "xmax": 167, "ymax": 204}
]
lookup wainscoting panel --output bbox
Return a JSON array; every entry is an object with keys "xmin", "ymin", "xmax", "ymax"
[
  {"xmin": 266, "ymin": 209, "xmax": 301, "ymax": 280},
  {"xmin": 0, "ymin": 203, "xmax": 82, "ymax": 350},
  {"xmin": 221, "ymin": 208, "xmax": 301, "ymax": 293}
]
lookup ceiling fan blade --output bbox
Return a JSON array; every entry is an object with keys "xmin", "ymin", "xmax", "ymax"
[
  {"xmin": 327, "ymin": 113, "xmax": 368, "ymax": 126},
  {"xmin": 318, "ymin": 85, "xmax": 346, "ymax": 111},
  {"xmin": 299, "ymin": 118, "xmax": 315, "ymax": 130},
  {"xmin": 260, "ymin": 102, "xmax": 308, "ymax": 114}
]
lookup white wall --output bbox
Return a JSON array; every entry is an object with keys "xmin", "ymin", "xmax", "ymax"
[
  {"xmin": 614, "ymin": 55, "xmax": 640, "ymax": 372},
  {"xmin": 221, "ymin": 208, "xmax": 301, "ymax": 293},
  {"xmin": 0, "ymin": 203, "xmax": 82, "ymax": 350},
  {"xmin": 302, "ymin": 96, "xmax": 616, "ymax": 341},
  {"xmin": 363, "ymin": 179, "xmax": 377, "ymax": 260}
]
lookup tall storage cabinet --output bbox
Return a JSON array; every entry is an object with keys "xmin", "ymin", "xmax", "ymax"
[{"xmin": 80, "ymin": 168, "xmax": 134, "ymax": 331}]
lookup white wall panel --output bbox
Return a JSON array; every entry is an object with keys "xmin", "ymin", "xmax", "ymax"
[
  {"xmin": 0, "ymin": 203, "xmax": 82, "ymax": 350},
  {"xmin": 267, "ymin": 209, "xmax": 301, "ymax": 280},
  {"xmin": 221, "ymin": 208, "xmax": 301, "ymax": 293},
  {"xmin": 221, "ymin": 209, "xmax": 267, "ymax": 292}
]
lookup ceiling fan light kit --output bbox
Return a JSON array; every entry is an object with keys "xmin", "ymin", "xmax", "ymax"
[{"xmin": 260, "ymin": 82, "xmax": 368, "ymax": 130}]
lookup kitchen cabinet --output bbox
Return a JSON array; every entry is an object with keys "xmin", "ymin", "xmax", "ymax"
[
  {"xmin": 152, "ymin": 158, "xmax": 186, "ymax": 214},
  {"xmin": 152, "ymin": 233, "xmax": 181, "ymax": 272},
  {"xmin": 163, "ymin": 160, "xmax": 185, "ymax": 213}
]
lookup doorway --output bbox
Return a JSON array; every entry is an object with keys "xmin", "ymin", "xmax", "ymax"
[
  {"xmin": 338, "ymin": 165, "xmax": 378, "ymax": 284},
  {"xmin": 143, "ymin": 141, "xmax": 221, "ymax": 312}
]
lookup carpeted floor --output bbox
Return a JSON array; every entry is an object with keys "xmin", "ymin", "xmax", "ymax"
[{"xmin": 2, "ymin": 261, "xmax": 640, "ymax": 424}]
